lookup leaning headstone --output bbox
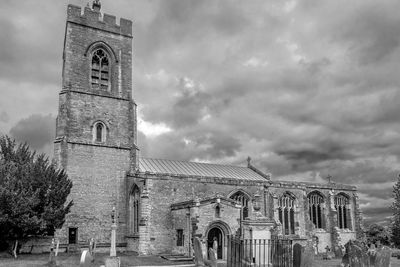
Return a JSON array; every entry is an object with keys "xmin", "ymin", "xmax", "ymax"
[
  {"xmin": 300, "ymin": 244, "xmax": 315, "ymax": 267},
  {"xmin": 193, "ymin": 237, "xmax": 205, "ymax": 266},
  {"xmin": 80, "ymin": 250, "xmax": 93, "ymax": 267},
  {"xmin": 374, "ymin": 246, "xmax": 391, "ymax": 267},
  {"xmin": 55, "ymin": 239, "xmax": 60, "ymax": 257},
  {"xmin": 193, "ymin": 238, "xmax": 217, "ymax": 267}
]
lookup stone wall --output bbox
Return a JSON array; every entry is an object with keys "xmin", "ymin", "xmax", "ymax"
[
  {"xmin": 137, "ymin": 176, "xmax": 263, "ymax": 255},
  {"xmin": 55, "ymin": 143, "xmax": 130, "ymax": 245}
]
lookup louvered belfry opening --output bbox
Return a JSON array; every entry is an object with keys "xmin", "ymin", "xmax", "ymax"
[{"xmin": 91, "ymin": 48, "xmax": 110, "ymax": 90}]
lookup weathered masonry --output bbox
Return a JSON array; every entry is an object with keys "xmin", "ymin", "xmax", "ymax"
[{"xmin": 54, "ymin": 1, "xmax": 364, "ymax": 257}]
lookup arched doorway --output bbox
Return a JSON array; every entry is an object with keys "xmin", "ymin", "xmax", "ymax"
[{"xmin": 207, "ymin": 227, "xmax": 223, "ymax": 259}]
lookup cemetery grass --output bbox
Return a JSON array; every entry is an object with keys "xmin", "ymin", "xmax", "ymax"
[
  {"xmin": 0, "ymin": 252, "xmax": 195, "ymax": 267},
  {"xmin": 1, "ymin": 253, "xmax": 400, "ymax": 266}
]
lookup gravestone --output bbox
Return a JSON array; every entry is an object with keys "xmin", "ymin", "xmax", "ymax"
[
  {"xmin": 105, "ymin": 257, "xmax": 120, "ymax": 267},
  {"xmin": 207, "ymin": 248, "xmax": 217, "ymax": 267},
  {"xmin": 368, "ymin": 244, "xmax": 376, "ymax": 266},
  {"xmin": 48, "ymin": 238, "xmax": 57, "ymax": 267},
  {"xmin": 300, "ymin": 244, "xmax": 315, "ymax": 267},
  {"xmin": 343, "ymin": 240, "xmax": 369, "ymax": 267},
  {"xmin": 293, "ymin": 243, "xmax": 302, "ymax": 267},
  {"xmin": 374, "ymin": 246, "xmax": 391, "ymax": 267},
  {"xmin": 193, "ymin": 237, "xmax": 217, "ymax": 267},
  {"xmin": 193, "ymin": 237, "xmax": 205, "ymax": 266},
  {"xmin": 334, "ymin": 245, "xmax": 344, "ymax": 259},
  {"xmin": 80, "ymin": 250, "xmax": 93, "ymax": 267},
  {"xmin": 88, "ymin": 238, "xmax": 96, "ymax": 262}
]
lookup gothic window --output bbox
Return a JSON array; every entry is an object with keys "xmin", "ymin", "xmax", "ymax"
[
  {"xmin": 91, "ymin": 48, "xmax": 110, "ymax": 90},
  {"xmin": 308, "ymin": 192, "xmax": 325, "ymax": 229},
  {"xmin": 129, "ymin": 185, "xmax": 140, "ymax": 234},
  {"xmin": 230, "ymin": 191, "xmax": 250, "ymax": 219},
  {"xmin": 335, "ymin": 194, "xmax": 351, "ymax": 229},
  {"xmin": 278, "ymin": 193, "xmax": 296, "ymax": 235},
  {"xmin": 93, "ymin": 121, "xmax": 106, "ymax": 143}
]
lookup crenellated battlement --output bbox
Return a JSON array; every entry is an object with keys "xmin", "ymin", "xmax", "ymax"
[{"xmin": 67, "ymin": 4, "xmax": 132, "ymax": 37}]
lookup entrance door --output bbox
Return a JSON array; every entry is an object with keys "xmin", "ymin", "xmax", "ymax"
[
  {"xmin": 207, "ymin": 227, "xmax": 223, "ymax": 259},
  {"xmin": 68, "ymin": 227, "xmax": 77, "ymax": 244}
]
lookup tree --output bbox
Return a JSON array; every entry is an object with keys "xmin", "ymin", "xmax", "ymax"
[
  {"xmin": 392, "ymin": 174, "xmax": 400, "ymax": 248},
  {"xmin": 365, "ymin": 223, "xmax": 391, "ymax": 246},
  {"xmin": 0, "ymin": 135, "xmax": 73, "ymax": 252}
]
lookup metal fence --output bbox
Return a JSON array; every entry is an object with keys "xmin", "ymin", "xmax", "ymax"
[{"xmin": 227, "ymin": 236, "xmax": 293, "ymax": 267}]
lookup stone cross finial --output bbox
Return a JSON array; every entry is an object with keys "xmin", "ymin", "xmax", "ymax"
[
  {"xmin": 327, "ymin": 174, "xmax": 332, "ymax": 183},
  {"xmin": 111, "ymin": 206, "xmax": 115, "ymax": 224},
  {"xmin": 247, "ymin": 156, "xmax": 251, "ymax": 167},
  {"xmin": 92, "ymin": 0, "xmax": 101, "ymax": 11}
]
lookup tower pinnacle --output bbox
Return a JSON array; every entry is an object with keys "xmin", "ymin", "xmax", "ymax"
[{"xmin": 92, "ymin": 0, "xmax": 101, "ymax": 11}]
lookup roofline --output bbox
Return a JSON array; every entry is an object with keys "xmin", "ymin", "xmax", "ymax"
[
  {"xmin": 171, "ymin": 196, "xmax": 241, "ymax": 210},
  {"xmin": 268, "ymin": 180, "xmax": 357, "ymax": 191},
  {"xmin": 128, "ymin": 172, "xmax": 268, "ymax": 186}
]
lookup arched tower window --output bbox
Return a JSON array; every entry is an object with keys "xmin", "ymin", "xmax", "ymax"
[
  {"xmin": 215, "ymin": 205, "xmax": 221, "ymax": 218},
  {"xmin": 278, "ymin": 193, "xmax": 296, "ymax": 235},
  {"xmin": 335, "ymin": 194, "xmax": 351, "ymax": 229},
  {"xmin": 229, "ymin": 191, "xmax": 250, "ymax": 219},
  {"xmin": 308, "ymin": 192, "xmax": 325, "ymax": 229},
  {"xmin": 129, "ymin": 185, "xmax": 140, "ymax": 234},
  {"xmin": 91, "ymin": 48, "xmax": 110, "ymax": 90},
  {"xmin": 92, "ymin": 121, "xmax": 106, "ymax": 143}
]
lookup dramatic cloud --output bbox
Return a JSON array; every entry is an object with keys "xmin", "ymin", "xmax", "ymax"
[
  {"xmin": 0, "ymin": 0, "xmax": 399, "ymax": 225},
  {"xmin": 9, "ymin": 114, "xmax": 55, "ymax": 154}
]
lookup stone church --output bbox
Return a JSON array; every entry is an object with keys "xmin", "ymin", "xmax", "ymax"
[{"xmin": 54, "ymin": 1, "xmax": 363, "ymax": 258}]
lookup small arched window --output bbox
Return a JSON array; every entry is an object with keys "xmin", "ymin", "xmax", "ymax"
[
  {"xmin": 335, "ymin": 194, "xmax": 351, "ymax": 229},
  {"xmin": 215, "ymin": 205, "xmax": 221, "ymax": 218},
  {"xmin": 93, "ymin": 121, "xmax": 106, "ymax": 143},
  {"xmin": 91, "ymin": 48, "xmax": 110, "ymax": 90},
  {"xmin": 308, "ymin": 192, "xmax": 325, "ymax": 229},
  {"xmin": 230, "ymin": 191, "xmax": 250, "ymax": 219},
  {"xmin": 278, "ymin": 193, "xmax": 295, "ymax": 235}
]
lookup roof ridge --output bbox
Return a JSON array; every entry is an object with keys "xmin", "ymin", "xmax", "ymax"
[{"xmin": 139, "ymin": 157, "xmax": 248, "ymax": 169}]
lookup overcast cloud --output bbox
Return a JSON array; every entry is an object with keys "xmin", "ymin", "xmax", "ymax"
[{"xmin": 0, "ymin": 0, "xmax": 399, "ymax": 225}]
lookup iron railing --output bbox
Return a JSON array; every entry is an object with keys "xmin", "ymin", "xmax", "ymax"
[{"xmin": 227, "ymin": 236, "xmax": 293, "ymax": 267}]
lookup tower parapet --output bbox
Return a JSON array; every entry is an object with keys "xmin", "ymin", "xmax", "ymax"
[{"xmin": 67, "ymin": 4, "xmax": 132, "ymax": 37}]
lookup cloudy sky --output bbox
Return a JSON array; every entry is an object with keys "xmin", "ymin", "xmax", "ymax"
[{"xmin": 1, "ymin": 0, "xmax": 399, "ymax": 226}]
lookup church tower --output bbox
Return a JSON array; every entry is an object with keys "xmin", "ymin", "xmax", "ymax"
[{"xmin": 54, "ymin": 1, "xmax": 137, "ymax": 247}]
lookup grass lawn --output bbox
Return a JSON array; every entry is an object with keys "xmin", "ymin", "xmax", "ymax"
[{"xmin": 1, "ymin": 252, "xmax": 400, "ymax": 267}]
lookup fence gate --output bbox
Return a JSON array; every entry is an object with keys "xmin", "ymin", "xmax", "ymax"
[{"xmin": 227, "ymin": 235, "xmax": 293, "ymax": 267}]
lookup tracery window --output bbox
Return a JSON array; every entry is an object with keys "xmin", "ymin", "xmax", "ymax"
[
  {"xmin": 278, "ymin": 193, "xmax": 295, "ymax": 235},
  {"xmin": 335, "ymin": 194, "xmax": 351, "ymax": 229},
  {"xmin": 230, "ymin": 191, "xmax": 249, "ymax": 219},
  {"xmin": 93, "ymin": 121, "xmax": 106, "ymax": 143},
  {"xmin": 129, "ymin": 185, "xmax": 140, "ymax": 234},
  {"xmin": 308, "ymin": 192, "xmax": 325, "ymax": 229},
  {"xmin": 91, "ymin": 48, "xmax": 110, "ymax": 90}
]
